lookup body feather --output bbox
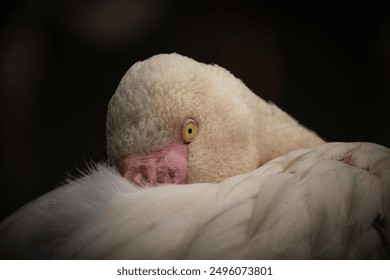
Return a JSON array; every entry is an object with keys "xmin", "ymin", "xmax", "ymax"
[{"xmin": 1, "ymin": 142, "xmax": 389, "ymax": 259}]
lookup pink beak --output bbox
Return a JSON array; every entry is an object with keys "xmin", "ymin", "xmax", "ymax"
[{"xmin": 118, "ymin": 139, "xmax": 189, "ymax": 187}]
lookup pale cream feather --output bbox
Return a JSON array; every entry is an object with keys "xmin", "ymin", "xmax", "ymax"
[
  {"xmin": 106, "ymin": 53, "xmax": 324, "ymax": 184},
  {"xmin": 1, "ymin": 142, "xmax": 389, "ymax": 259},
  {"xmin": 1, "ymin": 54, "xmax": 388, "ymax": 260}
]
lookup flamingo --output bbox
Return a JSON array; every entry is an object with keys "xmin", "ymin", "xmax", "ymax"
[{"xmin": 0, "ymin": 53, "xmax": 389, "ymax": 259}]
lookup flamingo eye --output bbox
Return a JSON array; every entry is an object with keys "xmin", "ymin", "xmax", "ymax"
[{"xmin": 181, "ymin": 119, "xmax": 198, "ymax": 143}]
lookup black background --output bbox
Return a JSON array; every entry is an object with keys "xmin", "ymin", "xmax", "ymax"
[{"xmin": 1, "ymin": 0, "xmax": 389, "ymax": 220}]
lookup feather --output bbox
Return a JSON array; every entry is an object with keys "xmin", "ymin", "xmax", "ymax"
[{"xmin": 1, "ymin": 142, "xmax": 389, "ymax": 259}]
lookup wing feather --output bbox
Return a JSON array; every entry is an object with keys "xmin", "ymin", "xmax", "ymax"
[{"xmin": 0, "ymin": 142, "xmax": 389, "ymax": 259}]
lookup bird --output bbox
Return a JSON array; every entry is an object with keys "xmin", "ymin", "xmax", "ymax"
[{"xmin": 0, "ymin": 53, "xmax": 389, "ymax": 259}]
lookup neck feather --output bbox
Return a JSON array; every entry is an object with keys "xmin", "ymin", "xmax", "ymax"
[{"xmin": 254, "ymin": 100, "xmax": 325, "ymax": 166}]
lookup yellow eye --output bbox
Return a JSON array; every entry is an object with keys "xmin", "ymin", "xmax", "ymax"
[{"xmin": 182, "ymin": 119, "xmax": 198, "ymax": 143}]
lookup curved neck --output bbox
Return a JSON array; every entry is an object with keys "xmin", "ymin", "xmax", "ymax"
[{"xmin": 254, "ymin": 100, "xmax": 325, "ymax": 165}]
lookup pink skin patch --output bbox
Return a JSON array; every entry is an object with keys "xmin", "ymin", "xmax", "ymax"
[{"xmin": 118, "ymin": 139, "xmax": 188, "ymax": 187}]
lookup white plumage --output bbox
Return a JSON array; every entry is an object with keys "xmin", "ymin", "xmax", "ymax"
[
  {"xmin": 1, "ymin": 142, "xmax": 389, "ymax": 259},
  {"xmin": 0, "ymin": 54, "xmax": 389, "ymax": 259}
]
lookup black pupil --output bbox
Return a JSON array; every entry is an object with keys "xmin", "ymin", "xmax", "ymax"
[{"xmin": 188, "ymin": 128, "xmax": 192, "ymax": 134}]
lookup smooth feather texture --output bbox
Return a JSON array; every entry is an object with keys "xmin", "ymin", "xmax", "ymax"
[
  {"xmin": 1, "ymin": 142, "xmax": 389, "ymax": 259},
  {"xmin": 1, "ymin": 54, "xmax": 389, "ymax": 260}
]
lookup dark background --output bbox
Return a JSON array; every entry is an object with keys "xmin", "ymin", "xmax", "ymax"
[{"xmin": 1, "ymin": 0, "xmax": 389, "ymax": 221}]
